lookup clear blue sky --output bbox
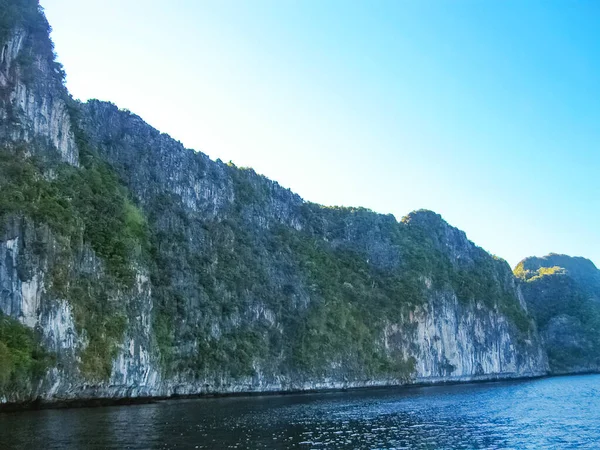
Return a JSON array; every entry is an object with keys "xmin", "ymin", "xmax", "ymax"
[{"xmin": 40, "ymin": 0, "xmax": 600, "ymax": 268}]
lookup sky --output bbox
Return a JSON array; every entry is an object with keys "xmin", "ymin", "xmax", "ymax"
[{"xmin": 39, "ymin": 0, "xmax": 600, "ymax": 268}]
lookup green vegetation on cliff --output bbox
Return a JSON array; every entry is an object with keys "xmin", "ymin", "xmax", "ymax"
[
  {"xmin": 0, "ymin": 313, "xmax": 50, "ymax": 396},
  {"xmin": 297, "ymin": 207, "xmax": 531, "ymax": 334},
  {"xmin": 274, "ymin": 225, "xmax": 416, "ymax": 378},
  {"xmin": 0, "ymin": 150, "xmax": 147, "ymax": 286},
  {"xmin": 0, "ymin": 148, "xmax": 147, "ymax": 381}
]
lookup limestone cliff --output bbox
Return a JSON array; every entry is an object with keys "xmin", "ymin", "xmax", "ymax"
[
  {"xmin": 0, "ymin": 1, "xmax": 78, "ymax": 165},
  {"xmin": 0, "ymin": 1, "xmax": 548, "ymax": 407}
]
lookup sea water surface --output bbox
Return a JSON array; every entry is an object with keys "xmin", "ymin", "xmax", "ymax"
[{"xmin": 1, "ymin": 374, "xmax": 599, "ymax": 449}]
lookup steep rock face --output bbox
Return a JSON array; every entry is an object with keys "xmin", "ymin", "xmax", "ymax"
[
  {"xmin": 515, "ymin": 254, "xmax": 600, "ymax": 374},
  {"xmin": 79, "ymin": 100, "xmax": 305, "ymax": 228},
  {"xmin": 0, "ymin": 215, "xmax": 159, "ymax": 403},
  {"xmin": 0, "ymin": 1, "xmax": 548, "ymax": 406},
  {"xmin": 0, "ymin": 3, "xmax": 78, "ymax": 165},
  {"xmin": 0, "ymin": 210, "xmax": 547, "ymax": 404},
  {"xmin": 80, "ymin": 103, "xmax": 548, "ymax": 379},
  {"xmin": 408, "ymin": 293, "xmax": 545, "ymax": 382}
]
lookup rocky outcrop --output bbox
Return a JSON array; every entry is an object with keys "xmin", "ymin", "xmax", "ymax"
[
  {"xmin": 409, "ymin": 293, "xmax": 545, "ymax": 382},
  {"xmin": 516, "ymin": 254, "xmax": 600, "ymax": 374},
  {"xmin": 0, "ymin": 1, "xmax": 549, "ymax": 407},
  {"xmin": 0, "ymin": 7, "xmax": 78, "ymax": 165}
]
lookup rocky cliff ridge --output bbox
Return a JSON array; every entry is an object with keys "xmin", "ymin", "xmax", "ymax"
[{"xmin": 0, "ymin": 1, "xmax": 552, "ymax": 407}]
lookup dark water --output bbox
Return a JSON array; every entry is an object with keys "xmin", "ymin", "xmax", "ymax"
[{"xmin": 1, "ymin": 375, "xmax": 599, "ymax": 449}]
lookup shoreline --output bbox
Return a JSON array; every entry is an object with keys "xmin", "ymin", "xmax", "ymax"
[
  {"xmin": 4, "ymin": 371, "xmax": 598, "ymax": 414},
  {"xmin": 3, "ymin": 371, "xmax": 598, "ymax": 414}
]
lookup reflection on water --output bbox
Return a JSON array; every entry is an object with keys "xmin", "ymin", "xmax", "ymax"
[{"xmin": 1, "ymin": 374, "xmax": 599, "ymax": 449}]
